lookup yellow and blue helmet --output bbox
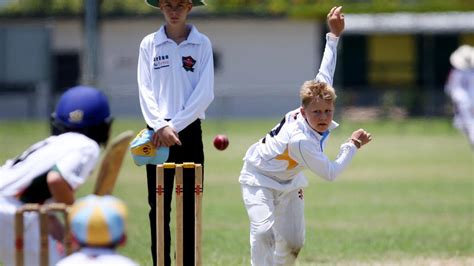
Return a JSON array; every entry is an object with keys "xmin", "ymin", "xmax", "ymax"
[{"xmin": 69, "ymin": 195, "xmax": 127, "ymax": 247}]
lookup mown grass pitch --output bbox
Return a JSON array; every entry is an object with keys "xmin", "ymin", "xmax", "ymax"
[{"xmin": 0, "ymin": 118, "xmax": 472, "ymax": 265}]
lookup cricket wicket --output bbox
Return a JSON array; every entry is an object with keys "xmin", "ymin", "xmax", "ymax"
[
  {"xmin": 156, "ymin": 162, "xmax": 203, "ymax": 266},
  {"xmin": 15, "ymin": 203, "xmax": 71, "ymax": 266}
]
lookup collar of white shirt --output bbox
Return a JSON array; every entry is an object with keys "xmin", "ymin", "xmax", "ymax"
[
  {"xmin": 155, "ymin": 25, "xmax": 202, "ymax": 46},
  {"xmin": 80, "ymin": 247, "xmax": 117, "ymax": 256},
  {"xmin": 298, "ymin": 115, "xmax": 339, "ymax": 141}
]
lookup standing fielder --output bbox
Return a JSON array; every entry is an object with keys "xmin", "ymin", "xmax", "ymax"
[
  {"xmin": 445, "ymin": 44, "xmax": 474, "ymax": 148},
  {"xmin": 239, "ymin": 7, "xmax": 372, "ymax": 265},
  {"xmin": 0, "ymin": 86, "xmax": 113, "ymax": 266}
]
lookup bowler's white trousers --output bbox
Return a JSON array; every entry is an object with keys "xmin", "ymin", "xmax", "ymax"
[
  {"xmin": 0, "ymin": 197, "xmax": 61, "ymax": 266},
  {"xmin": 241, "ymin": 184, "xmax": 305, "ymax": 266}
]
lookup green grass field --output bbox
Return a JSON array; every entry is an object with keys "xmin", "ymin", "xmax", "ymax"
[{"xmin": 0, "ymin": 118, "xmax": 473, "ymax": 265}]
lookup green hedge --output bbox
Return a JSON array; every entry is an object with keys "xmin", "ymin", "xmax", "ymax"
[{"xmin": 1, "ymin": 0, "xmax": 473, "ymax": 17}]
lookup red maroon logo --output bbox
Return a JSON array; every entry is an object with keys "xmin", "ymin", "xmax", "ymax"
[
  {"xmin": 142, "ymin": 145, "xmax": 151, "ymax": 155},
  {"xmin": 182, "ymin": 56, "xmax": 196, "ymax": 72}
]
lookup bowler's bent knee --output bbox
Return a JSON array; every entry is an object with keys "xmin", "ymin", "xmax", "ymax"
[{"xmin": 251, "ymin": 218, "xmax": 274, "ymax": 242}]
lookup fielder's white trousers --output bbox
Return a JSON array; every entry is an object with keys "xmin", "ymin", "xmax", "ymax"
[
  {"xmin": 241, "ymin": 184, "xmax": 305, "ymax": 266},
  {"xmin": 449, "ymin": 88, "xmax": 474, "ymax": 146},
  {"xmin": 0, "ymin": 196, "xmax": 61, "ymax": 266}
]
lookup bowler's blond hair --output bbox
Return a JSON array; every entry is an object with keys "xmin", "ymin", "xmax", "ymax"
[{"xmin": 300, "ymin": 80, "xmax": 337, "ymax": 107}]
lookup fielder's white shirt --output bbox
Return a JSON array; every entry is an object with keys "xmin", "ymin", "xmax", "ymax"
[
  {"xmin": 239, "ymin": 33, "xmax": 358, "ymax": 192},
  {"xmin": 0, "ymin": 132, "xmax": 100, "ymax": 198},
  {"xmin": 56, "ymin": 247, "xmax": 138, "ymax": 266},
  {"xmin": 445, "ymin": 68, "xmax": 474, "ymax": 99},
  {"xmin": 137, "ymin": 24, "xmax": 215, "ymax": 132},
  {"xmin": 445, "ymin": 68, "xmax": 474, "ymax": 144},
  {"xmin": 445, "ymin": 68, "xmax": 474, "ymax": 113}
]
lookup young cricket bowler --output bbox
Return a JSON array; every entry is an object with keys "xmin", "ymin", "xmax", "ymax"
[
  {"xmin": 0, "ymin": 86, "xmax": 113, "ymax": 266},
  {"xmin": 239, "ymin": 6, "xmax": 373, "ymax": 265},
  {"xmin": 137, "ymin": 0, "xmax": 214, "ymax": 265}
]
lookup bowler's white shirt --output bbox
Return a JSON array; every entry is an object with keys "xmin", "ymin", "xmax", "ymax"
[
  {"xmin": 239, "ymin": 34, "xmax": 358, "ymax": 192},
  {"xmin": 137, "ymin": 25, "xmax": 214, "ymax": 132}
]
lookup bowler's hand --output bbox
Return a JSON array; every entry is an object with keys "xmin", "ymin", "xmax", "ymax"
[
  {"xmin": 154, "ymin": 126, "xmax": 181, "ymax": 147},
  {"xmin": 350, "ymin": 129, "xmax": 372, "ymax": 149},
  {"xmin": 327, "ymin": 6, "xmax": 345, "ymax": 37}
]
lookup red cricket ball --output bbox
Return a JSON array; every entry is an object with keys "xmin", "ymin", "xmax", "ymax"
[{"xmin": 213, "ymin": 134, "xmax": 229, "ymax": 151}]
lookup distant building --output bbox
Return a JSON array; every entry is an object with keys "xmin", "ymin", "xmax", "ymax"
[
  {"xmin": 0, "ymin": 12, "xmax": 473, "ymax": 119},
  {"xmin": 340, "ymin": 12, "xmax": 474, "ymax": 116}
]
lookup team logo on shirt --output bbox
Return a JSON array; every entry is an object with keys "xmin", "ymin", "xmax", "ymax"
[
  {"xmin": 298, "ymin": 189, "xmax": 304, "ymax": 200},
  {"xmin": 182, "ymin": 56, "xmax": 196, "ymax": 72},
  {"xmin": 154, "ymin": 55, "xmax": 170, "ymax": 70},
  {"xmin": 275, "ymin": 148, "xmax": 298, "ymax": 170},
  {"xmin": 72, "ymin": 161, "xmax": 86, "ymax": 176}
]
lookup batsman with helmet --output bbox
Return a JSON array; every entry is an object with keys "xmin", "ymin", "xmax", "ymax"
[{"xmin": 0, "ymin": 86, "xmax": 113, "ymax": 266}]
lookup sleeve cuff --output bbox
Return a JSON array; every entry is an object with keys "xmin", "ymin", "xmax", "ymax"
[
  {"xmin": 53, "ymin": 165, "xmax": 83, "ymax": 190},
  {"xmin": 153, "ymin": 120, "xmax": 170, "ymax": 132},
  {"xmin": 341, "ymin": 142, "xmax": 358, "ymax": 153},
  {"xmin": 167, "ymin": 121, "xmax": 179, "ymax": 132},
  {"xmin": 326, "ymin": 33, "xmax": 340, "ymax": 43}
]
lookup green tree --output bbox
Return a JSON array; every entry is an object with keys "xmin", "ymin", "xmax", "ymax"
[{"xmin": 1, "ymin": 0, "xmax": 473, "ymax": 17}]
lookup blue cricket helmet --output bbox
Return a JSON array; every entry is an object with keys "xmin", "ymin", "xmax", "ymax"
[
  {"xmin": 54, "ymin": 86, "xmax": 110, "ymax": 128},
  {"xmin": 51, "ymin": 86, "xmax": 113, "ymax": 145}
]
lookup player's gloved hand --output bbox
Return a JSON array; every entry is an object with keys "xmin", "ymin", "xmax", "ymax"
[
  {"xmin": 349, "ymin": 129, "xmax": 372, "ymax": 149},
  {"xmin": 327, "ymin": 6, "xmax": 345, "ymax": 37}
]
